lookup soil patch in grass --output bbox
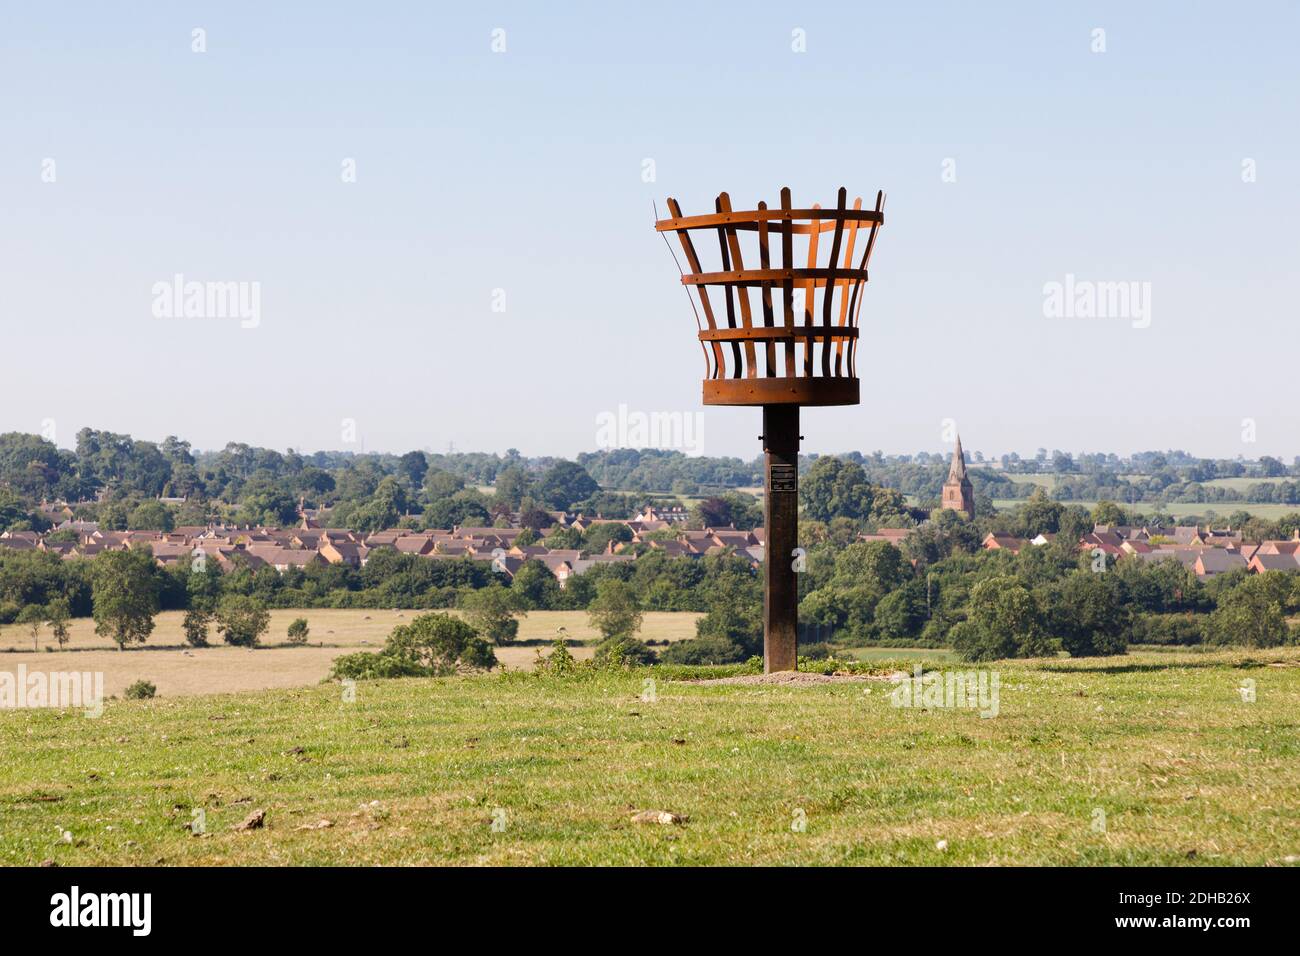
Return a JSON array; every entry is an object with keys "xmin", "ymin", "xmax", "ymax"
[{"xmin": 683, "ymin": 670, "xmax": 892, "ymax": 686}]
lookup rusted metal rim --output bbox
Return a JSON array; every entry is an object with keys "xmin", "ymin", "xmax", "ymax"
[
  {"xmin": 703, "ymin": 377, "xmax": 859, "ymax": 406},
  {"xmin": 656, "ymin": 209, "xmax": 884, "ymax": 232}
]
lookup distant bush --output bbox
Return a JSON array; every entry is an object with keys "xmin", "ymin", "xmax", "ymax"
[
  {"xmin": 386, "ymin": 613, "xmax": 496, "ymax": 673},
  {"xmin": 592, "ymin": 635, "xmax": 657, "ymax": 667},
  {"xmin": 215, "ymin": 595, "xmax": 270, "ymax": 647},
  {"xmin": 328, "ymin": 612, "xmax": 497, "ymax": 681},
  {"xmin": 1131, "ymin": 613, "xmax": 1206, "ymax": 646},
  {"xmin": 125, "ymin": 679, "xmax": 156, "ymax": 699},
  {"xmin": 949, "ymin": 620, "xmax": 1004, "ymax": 663},
  {"xmin": 658, "ymin": 635, "xmax": 746, "ymax": 665},
  {"xmin": 533, "ymin": 638, "xmax": 579, "ymax": 676},
  {"xmin": 286, "ymin": 617, "xmax": 310, "ymax": 645},
  {"xmin": 328, "ymin": 651, "xmax": 427, "ymax": 680}
]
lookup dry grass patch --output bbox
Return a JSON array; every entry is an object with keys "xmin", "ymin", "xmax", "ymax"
[{"xmin": 0, "ymin": 609, "xmax": 703, "ymax": 697}]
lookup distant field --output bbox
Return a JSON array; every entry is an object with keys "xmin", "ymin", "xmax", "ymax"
[
  {"xmin": 1000, "ymin": 474, "xmax": 1056, "ymax": 489},
  {"xmin": 641, "ymin": 485, "xmax": 764, "ymax": 507},
  {"xmin": 0, "ymin": 609, "xmax": 703, "ymax": 698},
  {"xmin": 1201, "ymin": 477, "xmax": 1293, "ymax": 491},
  {"xmin": 991, "ymin": 498, "xmax": 1300, "ymax": 520},
  {"xmin": 3, "ymin": 646, "xmax": 1297, "ymax": 865}
]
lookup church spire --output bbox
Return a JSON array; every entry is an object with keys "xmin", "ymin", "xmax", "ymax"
[
  {"xmin": 947, "ymin": 434, "xmax": 968, "ymax": 482},
  {"xmin": 940, "ymin": 434, "xmax": 975, "ymax": 519}
]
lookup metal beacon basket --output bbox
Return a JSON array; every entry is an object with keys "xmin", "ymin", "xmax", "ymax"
[
  {"xmin": 655, "ymin": 186, "xmax": 884, "ymax": 407},
  {"xmin": 655, "ymin": 186, "xmax": 886, "ymax": 673}
]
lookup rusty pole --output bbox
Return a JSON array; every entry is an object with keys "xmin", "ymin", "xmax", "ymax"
[{"xmin": 762, "ymin": 405, "xmax": 800, "ymax": 672}]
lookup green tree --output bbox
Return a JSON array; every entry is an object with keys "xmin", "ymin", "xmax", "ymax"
[
  {"xmin": 1208, "ymin": 573, "xmax": 1290, "ymax": 648},
  {"xmin": 691, "ymin": 492, "xmax": 762, "ymax": 530},
  {"xmin": 214, "ymin": 595, "xmax": 270, "ymax": 647},
  {"xmin": 510, "ymin": 559, "xmax": 562, "ymax": 610},
  {"xmin": 461, "ymin": 585, "xmax": 523, "ymax": 644},
  {"xmin": 397, "ymin": 451, "xmax": 428, "ymax": 489},
  {"xmin": 47, "ymin": 598, "xmax": 71, "ymax": 649},
  {"xmin": 16, "ymin": 604, "xmax": 44, "ymax": 651},
  {"xmin": 536, "ymin": 461, "xmax": 600, "ymax": 511},
  {"xmin": 1020, "ymin": 488, "xmax": 1064, "ymax": 535},
  {"xmin": 351, "ymin": 477, "xmax": 409, "ymax": 532},
  {"xmin": 583, "ymin": 522, "xmax": 633, "ymax": 555},
  {"xmin": 1091, "ymin": 501, "xmax": 1128, "ymax": 527},
  {"xmin": 688, "ymin": 564, "xmax": 763, "ymax": 659},
  {"xmin": 873, "ymin": 583, "xmax": 927, "ymax": 641},
  {"xmin": 829, "ymin": 540, "xmax": 908, "ymax": 594},
  {"xmin": 127, "ymin": 500, "xmax": 175, "ymax": 532},
  {"xmin": 91, "ymin": 547, "xmax": 160, "ymax": 650},
  {"xmin": 185, "ymin": 556, "xmax": 224, "ymax": 612},
  {"xmin": 492, "ymin": 465, "xmax": 532, "ymax": 509},
  {"xmin": 542, "ymin": 526, "xmax": 583, "ymax": 550},
  {"xmin": 517, "ymin": 505, "xmax": 553, "ymax": 530},
  {"xmin": 382, "ymin": 612, "xmax": 496, "ymax": 674},
  {"xmin": 182, "ymin": 607, "xmax": 212, "ymax": 647},
  {"xmin": 422, "ymin": 467, "xmax": 465, "ymax": 501},
  {"xmin": 236, "ymin": 477, "xmax": 299, "ymax": 526},
  {"xmin": 588, "ymin": 578, "xmax": 643, "ymax": 639},
  {"xmin": 800, "ymin": 456, "xmax": 892, "ymax": 523},
  {"xmin": 422, "ymin": 492, "xmax": 489, "ymax": 530},
  {"xmin": 1050, "ymin": 572, "xmax": 1131, "ymax": 657},
  {"xmin": 957, "ymin": 575, "xmax": 1051, "ymax": 661},
  {"xmin": 286, "ymin": 617, "xmax": 310, "ymax": 644}
]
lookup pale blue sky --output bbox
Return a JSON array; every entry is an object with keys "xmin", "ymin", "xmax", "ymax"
[{"xmin": 1, "ymin": 2, "xmax": 1296, "ymax": 461}]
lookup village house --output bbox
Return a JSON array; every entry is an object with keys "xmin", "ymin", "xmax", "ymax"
[
  {"xmin": 859, "ymin": 528, "xmax": 911, "ymax": 548},
  {"xmin": 982, "ymin": 533, "xmax": 1025, "ymax": 554},
  {"xmin": 1247, "ymin": 552, "xmax": 1300, "ymax": 574},
  {"xmin": 633, "ymin": 505, "xmax": 690, "ymax": 525},
  {"xmin": 1194, "ymin": 549, "xmax": 1247, "ymax": 578}
]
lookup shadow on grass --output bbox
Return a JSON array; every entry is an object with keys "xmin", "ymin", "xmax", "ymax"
[{"xmin": 1040, "ymin": 658, "xmax": 1269, "ymax": 675}]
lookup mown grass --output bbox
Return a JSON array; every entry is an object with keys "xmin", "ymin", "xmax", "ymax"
[{"xmin": 1, "ymin": 648, "xmax": 1297, "ymax": 866}]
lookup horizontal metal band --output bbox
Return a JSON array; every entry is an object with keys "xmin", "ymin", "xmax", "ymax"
[
  {"xmin": 699, "ymin": 326, "xmax": 858, "ymax": 342},
  {"xmin": 703, "ymin": 377, "xmax": 859, "ymax": 407},
  {"xmin": 682, "ymin": 268, "xmax": 869, "ymax": 287}
]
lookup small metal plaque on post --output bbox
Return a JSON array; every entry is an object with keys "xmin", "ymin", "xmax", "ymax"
[{"xmin": 770, "ymin": 463, "xmax": 797, "ymax": 493}]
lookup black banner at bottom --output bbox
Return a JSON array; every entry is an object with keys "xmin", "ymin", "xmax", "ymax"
[{"xmin": 0, "ymin": 865, "xmax": 1282, "ymax": 941}]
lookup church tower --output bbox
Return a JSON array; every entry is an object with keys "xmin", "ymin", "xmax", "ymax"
[{"xmin": 940, "ymin": 435, "xmax": 975, "ymax": 519}]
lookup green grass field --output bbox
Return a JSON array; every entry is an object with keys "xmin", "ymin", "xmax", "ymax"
[{"xmin": 3, "ymin": 647, "xmax": 1297, "ymax": 866}]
